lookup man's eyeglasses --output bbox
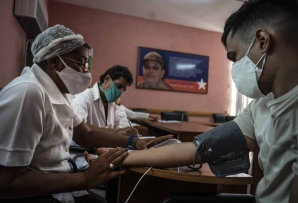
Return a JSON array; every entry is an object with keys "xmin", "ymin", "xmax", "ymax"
[{"xmin": 62, "ymin": 56, "xmax": 89, "ymax": 72}]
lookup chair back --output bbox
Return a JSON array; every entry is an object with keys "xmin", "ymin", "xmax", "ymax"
[
  {"xmin": 225, "ymin": 116, "xmax": 236, "ymax": 122},
  {"xmin": 212, "ymin": 114, "xmax": 226, "ymax": 123},
  {"xmin": 173, "ymin": 111, "xmax": 188, "ymax": 121},
  {"xmin": 161, "ymin": 112, "xmax": 184, "ymax": 121},
  {"xmin": 132, "ymin": 108, "xmax": 148, "ymax": 113}
]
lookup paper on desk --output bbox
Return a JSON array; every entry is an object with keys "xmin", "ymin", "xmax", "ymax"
[
  {"xmin": 128, "ymin": 138, "xmax": 181, "ymax": 152},
  {"xmin": 149, "ymin": 138, "xmax": 181, "ymax": 149},
  {"xmin": 138, "ymin": 136, "xmax": 156, "ymax": 139},
  {"xmin": 159, "ymin": 120, "xmax": 181, "ymax": 123}
]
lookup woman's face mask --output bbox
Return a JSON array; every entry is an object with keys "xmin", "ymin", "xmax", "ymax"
[
  {"xmin": 99, "ymin": 78, "xmax": 122, "ymax": 102},
  {"xmin": 231, "ymin": 37, "xmax": 266, "ymax": 99},
  {"xmin": 56, "ymin": 55, "xmax": 92, "ymax": 95}
]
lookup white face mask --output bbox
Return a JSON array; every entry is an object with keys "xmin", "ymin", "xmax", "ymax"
[
  {"xmin": 56, "ymin": 55, "xmax": 92, "ymax": 95},
  {"xmin": 231, "ymin": 37, "xmax": 266, "ymax": 99}
]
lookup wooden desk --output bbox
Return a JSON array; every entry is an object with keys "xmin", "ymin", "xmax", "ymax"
[
  {"xmin": 118, "ymin": 164, "xmax": 253, "ymax": 203},
  {"xmin": 141, "ymin": 120, "xmax": 214, "ymax": 142},
  {"xmin": 195, "ymin": 122, "xmax": 223, "ymax": 127}
]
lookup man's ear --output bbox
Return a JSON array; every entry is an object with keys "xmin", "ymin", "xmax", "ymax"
[
  {"xmin": 104, "ymin": 74, "xmax": 111, "ymax": 85},
  {"xmin": 255, "ymin": 28, "xmax": 271, "ymax": 53}
]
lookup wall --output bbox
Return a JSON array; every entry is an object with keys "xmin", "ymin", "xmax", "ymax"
[
  {"xmin": 48, "ymin": 1, "xmax": 231, "ymax": 122},
  {"xmin": 0, "ymin": 0, "xmax": 27, "ymax": 88}
]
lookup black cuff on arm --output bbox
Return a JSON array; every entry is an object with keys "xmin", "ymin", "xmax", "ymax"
[{"xmin": 193, "ymin": 121, "xmax": 250, "ymax": 177}]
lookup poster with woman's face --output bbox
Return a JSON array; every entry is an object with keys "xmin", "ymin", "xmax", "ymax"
[{"xmin": 136, "ymin": 47, "xmax": 209, "ymax": 94}]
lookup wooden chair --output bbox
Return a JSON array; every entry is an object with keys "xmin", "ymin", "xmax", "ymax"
[
  {"xmin": 212, "ymin": 114, "xmax": 226, "ymax": 123},
  {"xmin": 225, "ymin": 115, "xmax": 236, "ymax": 122},
  {"xmin": 173, "ymin": 111, "xmax": 189, "ymax": 121},
  {"xmin": 161, "ymin": 112, "xmax": 184, "ymax": 121}
]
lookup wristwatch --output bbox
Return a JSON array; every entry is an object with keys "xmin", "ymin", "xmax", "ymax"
[{"xmin": 128, "ymin": 134, "xmax": 138, "ymax": 150}]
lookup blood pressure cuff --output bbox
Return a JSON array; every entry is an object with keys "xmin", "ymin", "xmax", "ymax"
[{"xmin": 193, "ymin": 121, "xmax": 250, "ymax": 177}]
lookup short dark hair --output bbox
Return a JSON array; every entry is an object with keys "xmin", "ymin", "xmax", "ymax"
[
  {"xmin": 100, "ymin": 65, "xmax": 133, "ymax": 86},
  {"xmin": 222, "ymin": 0, "xmax": 298, "ymax": 46}
]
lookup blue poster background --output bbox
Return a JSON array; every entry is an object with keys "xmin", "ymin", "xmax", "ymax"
[{"xmin": 138, "ymin": 47, "xmax": 209, "ymax": 83}]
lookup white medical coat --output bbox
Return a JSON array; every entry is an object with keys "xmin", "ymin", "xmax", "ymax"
[
  {"xmin": 72, "ymin": 83, "xmax": 121, "ymax": 129},
  {"xmin": 0, "ymin": 65, "xmax": 82, "ymax": 173}
]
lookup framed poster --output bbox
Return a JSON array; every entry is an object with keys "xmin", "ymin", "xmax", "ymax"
[{"xmin": 136, "ymin": 47, "xmax": 209, "ymax": 94}]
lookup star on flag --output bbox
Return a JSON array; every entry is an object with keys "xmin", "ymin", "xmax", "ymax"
[{"xmin": 197, "ymin": 79, "xmax": 207, "ymax": 90}]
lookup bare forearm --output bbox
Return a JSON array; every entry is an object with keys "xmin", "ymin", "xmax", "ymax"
[
  {"xmin": 0, "ymin": 170, "xmax": 86, "ymax": 199},
  {"xmin": 122, "ymin": 142, "xmax": 200, "ymax": 168},
  {"xmin": 290, "ymin": 175, "xmax": 298, "ymax": 203},
  {"xmin": 73, "ymin": 123, "xmax": 129, "ymax": 148},
  {"xmin": 87, "ymin": 124, "xmax": 115, "ymax": 134}
]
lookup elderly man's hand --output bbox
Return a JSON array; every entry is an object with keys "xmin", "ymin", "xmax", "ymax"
[
  {"xmin": 94, "ymin": 147, "xmax": 113, "ymax": 156},
  {"xmin": 132, "ymin": 134, "xmax": 173, "ymax": 150},
  {"xmin": 83, "ymin": 148, "xmax": 128, "ymax": 189},
  {"xmin": 116, "ymin": 126, "xmax": 141, "ymax": 137}
]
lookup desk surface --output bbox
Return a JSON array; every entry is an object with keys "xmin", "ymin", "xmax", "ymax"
[
  {"xmin": 129, "ymin": 164, "xmax": 252, "ymax": 185},
  {"xmin": 142, "ymin": 120, "xmax": 214, "ymax": 134},
  {"xmin": 195, "ymin": 122, "xmax": 223, "ymax": 127},
  {"xmin": 118, "ymin": 165, "xmax": 253, "ymax": 203}
]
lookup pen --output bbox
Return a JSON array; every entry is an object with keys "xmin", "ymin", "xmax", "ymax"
[{"xmin": 128, "ymin": 120, "xmax": 139, "ymax": 137}]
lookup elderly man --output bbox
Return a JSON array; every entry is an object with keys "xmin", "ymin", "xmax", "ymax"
[
  {"xmin": 0, "ymin": 25, "xmax": 171, "ymax": 203},
  {"xmin": 101, "ymin": 1, "xmax": 297, "ymax": 202},
  {"xmin": 137, "ymin": 51, "xmax": 171, "ymax": 90}
]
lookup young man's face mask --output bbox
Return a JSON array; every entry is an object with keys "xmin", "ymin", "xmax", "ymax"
[
  {"xmin": 99, "ymin": 78, "xmax": 122, "ymax": 102},
  {"xmin": 231, "ymin": 37, "xmax": 266, "ymax": 99}
]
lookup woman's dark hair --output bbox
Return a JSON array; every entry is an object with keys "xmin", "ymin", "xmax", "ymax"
[{"xmin": 100, "ymin": 65, "xmax": 133, "ymax": 85}]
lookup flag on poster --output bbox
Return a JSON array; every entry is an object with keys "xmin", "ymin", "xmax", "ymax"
[{"xmin": 136, "ymin": 47, "xmax": 209, "ymax": 94}]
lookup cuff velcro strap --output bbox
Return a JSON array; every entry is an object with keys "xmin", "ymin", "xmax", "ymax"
[{"xmin": 193, "ymin": 121, "xmax": 250, "ymax": 177}]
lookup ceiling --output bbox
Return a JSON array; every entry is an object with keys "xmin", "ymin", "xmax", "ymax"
[{"xmin": 53, "ymin": 0, "xmax": 245, "ymax": 33}]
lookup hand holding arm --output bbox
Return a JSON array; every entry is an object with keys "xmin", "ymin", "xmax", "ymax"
[
  {"xmin": 83, "ymin": 147, "xmax": 128, "ymax": 189},
  {"xmin": 0, "ymin": 148, "xmax": 128, "ymax": 199}
]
